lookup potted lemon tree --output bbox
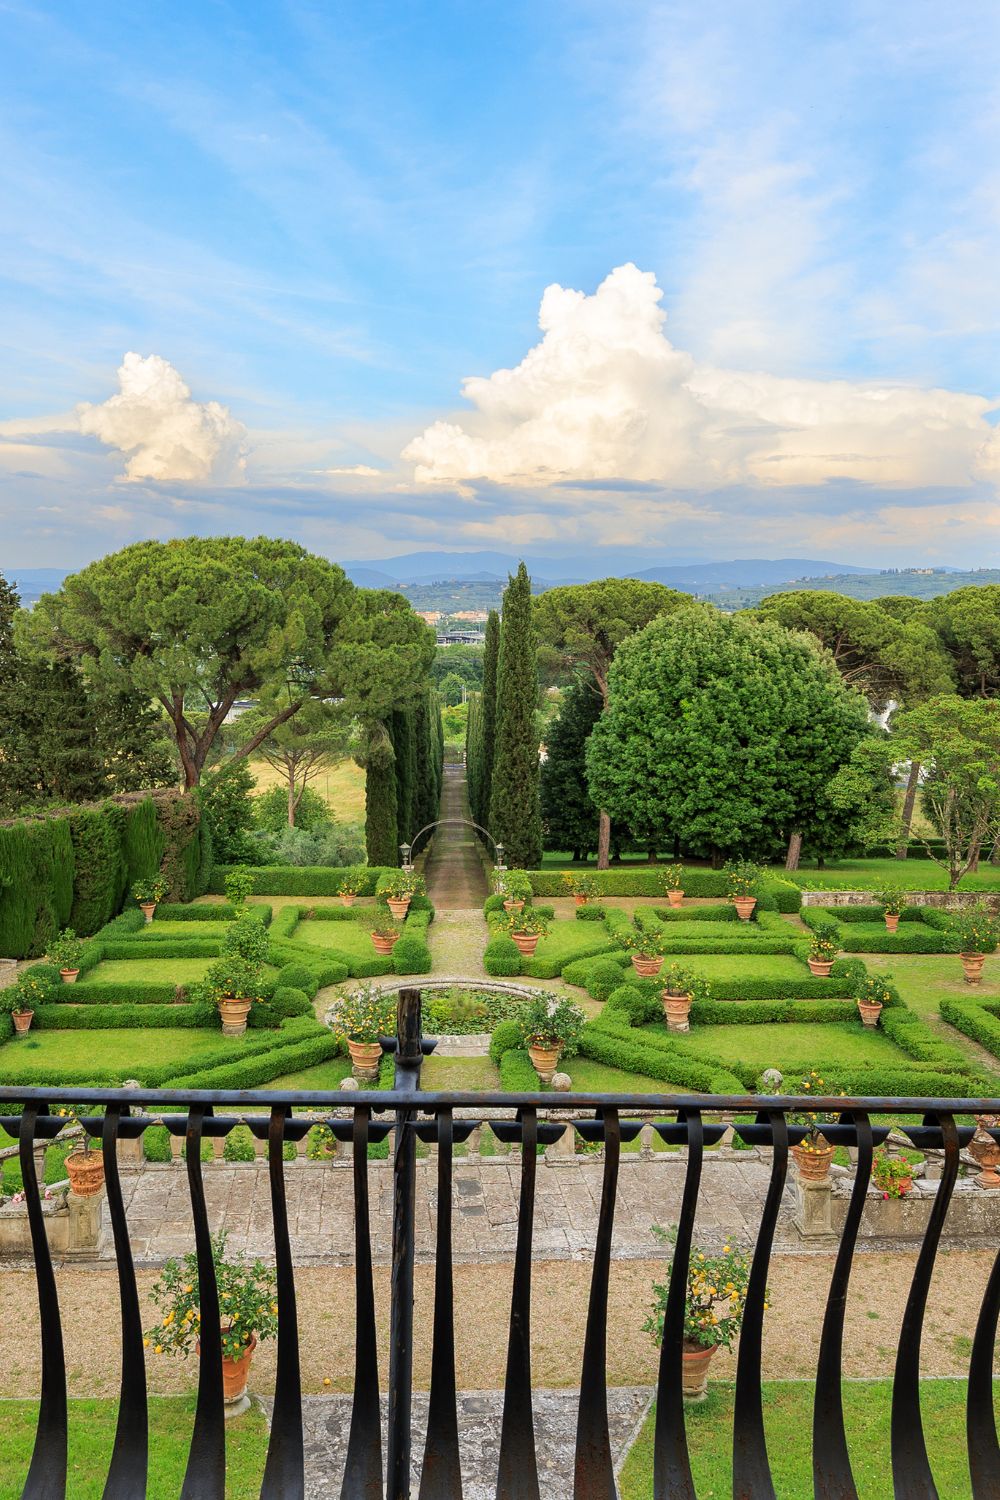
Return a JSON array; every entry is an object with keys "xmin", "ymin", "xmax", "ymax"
[
  {"xmin": 496, "ymin": 869, "xmax": 532, "ymax": 912},
  {"xmin": 146, "ymin": 1231, "xmax": 278, "ymax": 1411},
  {"xmin": 47, "ymin": 928, "xmax": 85, "ymax": 983},
  {"xmin": 515, "ymin": 995, "xmax": 584, "ymax": 1081},
  {"xmin": 132, "ymin": 876, "xmax": 168, "ymax": 923},
  {"xmin": 1, "ymin": 975, "xmax": 48, "ymax": 1038},
  {"xmin": 56, "ymin": 1104, "xmax": 106, "ymax": 1197},
  {"xmin": 329, "ymin": 984, "xmax": 397, "ymax": 1079},
  {"xmin": 662, "ymin": 865, "xmax": 685, "ymax": 908},
  {"xmin": 644, "ymin": 1224, "xmax": 753, "ymax": 1400},
  {"xmin": 951, "ymin": 904, "xmax": 1000, "ymax": 985},
  {"xmin": 806, "ymin": 922, "xmax": 839, "ymax": 977},
  {"xmin": 876, "ymin": 885, "xmax": 906, "ymax": 933},
  {"xmin": 499, "ymin": 909, "xmax": 550, "ymax": 957},
  {"xmin": 725, "ymin": 860, "xmax": 762, "ymax": 921},
  {"xmin": 620, "ymin": 925, "xmax": 665, "ymax": 978}
]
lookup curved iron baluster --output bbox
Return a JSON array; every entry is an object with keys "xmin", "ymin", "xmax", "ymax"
[
  {"xmin": 419, "ymin": 1108, "xmax": 463, "ymax": 1500},
  {"xmin": 653, "ymin": 1110, "xmax": 704, "ymax": 1500},
  {"xmin": 813, "ymin": 1111, "xmax": 872, "ymax": 1500},
  {"xmin": 261, "ymin": 1107, "xmax": 304, "ymax": 1499},
  {"xmin": 496, "ymin": 1107, "xmax": 541, "ymax": 1500},
  {"xmin": 574, "ymin": 1108, "xmax": 621, "ymax": 1500},
  {"xmin": 733, "ymin": 1108, "xmax": 787, "ymax": 1500},
  {"xmin": 341, "ymin": 1106, "xmax": 383, "ymax": 1500},
  {"xmin": 968, "ymin": 1139, "xmax": 1000, "ymax": 1497},
  {"xmin": 891, "ymin": 1112, "xmax": 959, "ymax": 1499},
  {"xmin": 180, "ymin": 1105, "xmax": 225, "ymax": 1500},
  {"xmin": 20, "ymin": 1102, "xmax": 67, "ymax": 1499},
  {"xmin": 101, "ymin": 1104, "xmax": 148, "ymax": 1498}
]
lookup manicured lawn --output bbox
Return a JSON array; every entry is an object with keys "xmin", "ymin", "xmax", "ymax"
[
  {"xmin": 140, "ymin": 920, "xmax": 233, "ymax": 938},
  {"xmin": 84, "ymin": 959, "xmax": 280, "ymax": 984},
  {"xmin": 619, "ymin": 1381, "xmax": 992, "ymax": 1499},
  {"xmin": 256, "ymin": 1057, "xmax": 353, "ymax": 1092},
  {"xmin": 677, "ymin": 954, "xmax": 809, "ymax": 982},
  {"xmin": 0, "ymin": 1396, "xmax": 268, "ymax": 1500},
  {"xmin": 866, "ymin": 953, "xmax": 1000, "ymax": 1022},
  {"xmin": 288, "ymin": 919, "xmax": 378, "ymax": 960},
  {"xmin": 770, "ymin": 858, "xmax": 1000, "ymax": 892},
  {"xmin": 563, "ymin": 1056, "xmax": 685, "ymax": 1095},
  {"xmin": 658, "ymin": 1020, "xmax": 907, "ymax": 1072},
  {"xmin": 421, "ymin": 1054, "xmax": 501, "ymax": 1091},
  {"xmin": 0, "ymin": 1028, "xmax": 237, "ymax": 1074},
  {"xmin": 653, "ymin": 920, "xmax": 774, "ymax": 941},
  {"xmin": 525, "ymin": 920, "xmax": 618, "ymax": 969},
  {"xmin": 832, "ymin": 920, "xmax": 947, "ymax": 950}
]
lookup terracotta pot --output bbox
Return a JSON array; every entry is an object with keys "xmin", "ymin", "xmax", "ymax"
[
  {"xmin": 884, "ymin": 912, "xmax": 900, "ymax": 933},
  {"xmin": 60, "ymin": 968, "xmax": 80, "ymax": 984},
  {"xmin": 961, "ymin": 952, "xmax": 987, "ymax": 985},
  {"xmin": 807, "ymin": 958, "xmax": 834, "ymax": 977},
  {"xmin": 733, "ymin": 897, "xmax": 757, "ymax": 922},
  {"xmin": 340, "ymin": 894, "xmax": 356, "ymax": 908},
  {"xmin": 386, "ymin": 897, "xmax": 411, "ymax": 920},
  {"xmin": 528, "ymin": 1042, "xmax": 561, "ymax": 1081},
  {"xmin": 667, "ymin": 890, "xmax": 684, "ymax": 909},
  {"xmin": 662, "ymin": 993, "xmax": 692, "ymax": 1033},
  {"xmin": 856, "ymin": 999, "xmax": 882, "ymax": 1028},
  {"xmin": 574, "ymin": 894, "xmax": 588, "ymax": 907},
  {"xmin": 371, "ymin": 932, "xmax": 400, "ymax": 955},
  {"xmin": 503, "ymin": 898, "xmax": 524, "ymax": 913},
  {"xmin": 140, "ymin": 902, "xmax": 157, "ymax": 924},
  {"xmin": 512, "ymin": 932, "xmax": 540, "ymax": 956},
  {"xmin": 631, "ymin": 955, "xmax": 663, "ymax": 978},
  {"xmin": 347, "ymin": 1038, "xmax": 382, "ymax": 1078},
  {"xmin": 681, "ymin": 1343, "xmax": 716, "ymax": 1401},
  {"xmin": 65, "ymin": 1150, "xmax": 105, "ymax": 1197},
  {"xmin": 969, "ymin": 1130, "xmax": 1000, "ymax": 1189},
  {"xmin": 197, "ymin": 1332, "xmax": 258, "ymax": 1402},
  {"xmin": 791, "ymin": 1142, "xmax": 835, "ymax": 1181},
  {"xmin": 11, "ymin": 1008, "xmax": 33, "ymax": 1035},
  {"xmin": 218, "ymin": 996, "xmax": 252, "ymax": 1037}
]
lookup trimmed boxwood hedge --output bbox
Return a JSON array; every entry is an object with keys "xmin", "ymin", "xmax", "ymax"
[
  {"xmin": 32, "ymin": 1001, "xmax": 219, "ymax": 1030},
  {"xmin": 207, "ymin": 865, "xmax": 394, "ymax": 897},
  {"xmin": 484, "ymin": 934, "xmax": 523, "ymax": 976},
  {"xmin": 499, "ymin": 1047, "xmax": 543, "ymax": 1092},
  {"xmin": 800, "ymin": 905, "xmax": 959, "ymax": 953},
  {"xmin": 168, "ymin": 1028, "xmax": 341, "ymax": 1090},
  {"xmin": 940, "ymin": 998, "xmax": 1000, "ymax": 1063},
  {"xmin": 526, "ymin": 869, "xmax": 801, "ymax": 911}
]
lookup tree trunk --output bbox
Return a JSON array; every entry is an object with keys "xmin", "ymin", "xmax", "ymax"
[
  {"xmin": 895, "ymin": 760, "xmax": 921, "ymax": 858},
  {"xmin": 968, "ymin": 839, "xmax": 982, "ymax": 874},
  {"xmin": 646, "ymin": 844, "xmax": 658, "ymax": 865},
  {"xmin": 596, "ymin": 809, "xmax": 611, "ymax": 870},
  {"xmin": 785, "ymin": 830, "xmax": 803, "ymax": 871},
  {"xmin": 288, "ymin": 769, "xmax": 296, "ymax": 828}
]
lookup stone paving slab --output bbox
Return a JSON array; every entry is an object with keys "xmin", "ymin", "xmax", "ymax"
[{"xmin": 256, "ymin": 1387, "xmax": 653, "ymax": 1499}]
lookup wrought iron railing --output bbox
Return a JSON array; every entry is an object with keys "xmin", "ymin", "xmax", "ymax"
[{"xmin": 2, "ymin": 987, "xmax": 1000, "ymax": 1498}]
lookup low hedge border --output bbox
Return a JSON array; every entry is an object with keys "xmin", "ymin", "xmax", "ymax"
[
  {"xmin": 800, "ymin": 905, "xmax": 960, "ymax": 953},
  {"xmin": 940, "ymin": 998, "xmax": 1000, "ymax": 1064},
  {"xmin": 32, "ymin": 1001, "xmax": 219, "ymax": 1030},
  {"xmin": 207, "ymin": 865, "xmax": 394, "ymax": 897},
  {"xmin": 150, "ymin": 903, "xmax": 273, "ymax": 926},
  {"xmin": 499, "ymin": 1047, "xmax": 544, "ymax": 1092},
  {"xmin": 562, "ymin": 950, "xmax": 865, "ymax": 1002},
  {"xmin": 168, "ymin": 1028, "xmax": 342, "ymax": 1091},
  {"xmin": 526, "ymin": 870, "xmax": 801, "ymax": 911}
]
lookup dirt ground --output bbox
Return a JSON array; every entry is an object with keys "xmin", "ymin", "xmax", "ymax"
[{"xmin": 1, "ymin": 1248, "xmax": 994, "ymax": 1398}]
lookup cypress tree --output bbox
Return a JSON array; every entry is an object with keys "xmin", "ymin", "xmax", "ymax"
[
  {"xmin": 477, "ymin": 609, "xmax": 500, "ymax": 828},
  {"xmin": 489, "ymin": 565, "xmax": 542, "ymax": 867},
  {"xmin": 363, "ymin": 721, "xmax": 399, "ymax": 866},
  {"xmin": 391, "ymin": 707, "xmax": 417, "ymax": 845},
  {"xmin": 540, "ymin": 679, "xmax": 606, "ymax": 860},
  {"xmin": 466, "ymin": 691, "xmax": 482, "ymax": 820}
]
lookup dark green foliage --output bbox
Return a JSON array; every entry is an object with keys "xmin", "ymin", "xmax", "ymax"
[
  {"xmin": 483, "ymin": 934, "xmax": 524, "ymax": 976},
  {"xmin": 90, "ymin": 684, "xmax": 175, "ymax": 794},
  {"xmin": 392, "ymin": 934, "xmax": 433, "ymax": 974},
  {"xmin": 499, "ymin": 1047, "xmax": 544, "ymax": 1092},
  {"xmin": 223, "ymin": 1126, "xmax": 258, "ymax": 1162},
  {"xmin": 527, "ymin": 869, "xmax": 801, "ymax": 909},
  {"xmin": 391, "ymin": 707, "xmax": 417, "ymax": 844},
  {"xmin": 253, "ymin": 784, "xmax": 331, "ymax": 832},
  {"xmin": 799, "ymin": 904, "xmax": 959, "ymax": 953},
  {"xmin": 168, "ymin": 1029, "xmax": 341, "ymax": 1091},
  {"xmin": 199, "ymin": 760, "xmax": 257, "ymax": 865},
  {"xmin": 67, "ymin": 804, "xmax": 128, "ymax": 934},
  {"xmin": 275, "ymin": 962, "xmax": 319, "ymax": 998},
  {"xmin": 268, "ymin": 987, "xmax": 313, "ymax": 1018},
  {"xmin": 207, "ymin": 864, "xmax": 390, "ymax": 896},
  {"xmin": 0, "ymin": 660, "xmax": 105, "ymax": 812},
  {"xmin": 33, "ymin": 1001, "xmax": 219, "ymax": 1029},
  {"xmin": 122, "ymin": 798, "xmax": 166, "ymax": 888},
  {"xmin": 468, "ymin": 611, "xmax": 500, "ymax": 831},
  {"xmin": 540, "ymin": 680, "xmax": 605, "ymax": 858},
  {"xmin": 143, "ymin": 1125, "xmax": 173, "ymax": 1162},
  {"xmin": 489, "ymin": 1019, "xmax": 523, "ymax": 1065},
  {"xmin": 489, "ymin": 569, "xmax": 542, "ymax": 867},
  {"xmin": 584, "ymin": 957, "xmax": 630, "ymax": 1001},
  {"xmin": 156, "ymin": 792, "xmax": 209, "ymax": 901},
  {"xmin": 431, "ymin": 644, "xmax": 484, "ymax": 691},
  {"xmin": 0, "ymin": 818, "xmax": 75, "ymax": 957},
  {"xmin": 364, "ymin": 729, "xmax": 399, "ymax": 867}
]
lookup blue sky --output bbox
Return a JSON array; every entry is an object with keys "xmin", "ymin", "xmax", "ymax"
[{"xmin": 1, "ymin": 0, "xmax": 999, "ymax": 569}]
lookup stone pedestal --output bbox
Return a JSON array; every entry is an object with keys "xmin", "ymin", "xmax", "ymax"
[
  {"xmin": 793, "ymin": 1176, "xmax": 836, "ymax": 1242},
  {"xmin": 66, "ymin": 1187, "xmax": 103, "ymax": 1257},
  {"xmin": 545, "ymin": 1118, "xmax": 577, "ymax": 1165},
  {"xmin": 639, "ymin": 1124, "xmax": 656, "ymax": 1160},
  {"xmin": 117, "ymin": 1134, "xmax": 144, "ymax": 1167}
]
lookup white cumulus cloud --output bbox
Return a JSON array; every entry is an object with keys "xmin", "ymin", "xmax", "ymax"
[
  {"xmin": 77, "ymin": 352, "xmax": 247, "ymax": 482},
  {"xmin": 403, "ymin": 263, "xmax": 1000, "ymax": 491}
]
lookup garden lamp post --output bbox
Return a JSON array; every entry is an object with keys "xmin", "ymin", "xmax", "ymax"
[
  {"xmin": 494, "ymin": 842, "xmax": 505, "ymax": 875},
  {"xmin": 399, "ymin": 842, "xmax": 413, "ymax": 872}
]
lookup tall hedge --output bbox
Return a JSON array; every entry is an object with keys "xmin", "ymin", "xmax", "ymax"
[
  {"xmin": 0, "ymin": 819, "xmax": 74, "ymax": 957},
  {"xmin": 122, "ymin": 796, "xmax": 166, "ymax": 886},
  {"xmin": 365, "ymin": 727, "xmax": 399, "ymax": 867},
  {"xmin": 473, "ymin": 610, "xmax": 500, "ymax": 829},
  {"xmin": 67, "ymin": 803, "xmax": 129, "ymax": 933},
  {"xmin": 391, "ymin": 706, "xmax": 417, "ymax": 846},
  {"xmin": 489, "ymin": 567, "xmax": 542, "ymax": 868}
]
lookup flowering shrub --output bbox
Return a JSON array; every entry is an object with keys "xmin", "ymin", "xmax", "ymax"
[
  {"xmin": 661, "ymin": 962, "xmax": 693, "ymax": 996},
  {"xmin": 644, "ymin": 1225, "xmax": 755, "ymax": 1352},
  {"xmin": 951, "ymin": 904, "xmax": 1000, "ymax": 955},
  {"xmin": 495, "ymin": 868, "xmax": 532, "ymax": 902},
  {"xmin": 725, "ymin": 860, "xmax": 763, "ymax": 900},
  {"xmin": 380, "ymin": 870, "xmax": 425, "ymax": 900},
  {"xmin": 338, "ymin": 873, "xmax": 361, "ymax": 898},
  {"xmin": 808, "ymin": 924, "xmax": 839, "ymax": 964},
  {"xmin": 513, "ymin": 995, "xmax": 585, "ymax": 1055},
  {"xmin": 661, "ymin": 865, "xmax": 685, "ymax": 892},
  {"xmin": 328, "ymin": 984, "xmax": 397, "ymax": 1044},
  {"xmin": 785, "ymin": 1069, "xmax": 845, "ymax": 1152},
  {"xmin": 145, "ymin": 1230, "xmax": 278, "ymax": 1363},
  {"xmin": 132, "ymin": 877, "xmax": 168, "ymax": 906},
  {"xmin": 199, "ymin": 956, "xmax": 265, "ymax": 1005},
  {"xmin": 561, "ymin": 872, "xmax": 598, "ymax": 900},
  {"xmin": 872, "ymin": 1149, "xmax": 916, "ymax": 1199}
]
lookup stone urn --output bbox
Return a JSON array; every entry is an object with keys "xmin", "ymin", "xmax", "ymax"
[
  {"xmin": 386, "ymin": 897, "xmax": 411, "ymax": 920},
  {"xmin": 347, "ymin": 1039, "xmax": 382, "ymax": 1080},
  {"xmin": 733, "ymin": 897, "xmax": 757, "ymax": 922},
  {"xmin": 371, "ymin": 932, "xmax": 400, "ymax": 955},
  {"xmin": 791, "ymin": 1141, "xmax": 835, "ymax": 1181},
  {"xmin": 856, "ymin": 998, "xmax": 883, "ymax": 1028},
  {"xmin": 60, "ymin": 968, "xmax": 80, "ymax": 984},
  {"xmin": 667, "ymin": 890, "xmax": 684, "ymax": 909},
  {"xmin": 961, "ymin": 952, "xmax": 987, "ymax": 985},
  {"xmin": 682, "ymin": 1343, "xmax": 716, "ymax": 1401},
  {"xmin": 512, "ymin": 931, "xmax": 540, "ymax": 956},
  {"xmin": 969, "ymin": 1128, "xmax": 1000, "ymax": 1189},
  {"xmin": 662, "ymin": 992, "xmax": 692, "ymax": 1033},
  {"xmin": 631, "ymin": 955, "xmax": 663, "ymax": 978},
  {"xmin": 11, "ymin": 1008, "xmax": 34, "ymax": 1036},
  {"xmin": 65, "ymin": 1150, "xmax": 105, "ymax": 1197},
  {"xmin": 503, "ymin": 898, "xmax": 524, "ymax": 913},
  {"xmin": 807, "ymin": 958, "xmax": 834, "ymax": 977},
  {"xmin": 884, "ymin": 913, "xmax": 900, "ymax": 933},
  {"xmin": 218, "ymin": 996, "xmax": 252, "ymax": 1037},
  {"xmin": 140, "ymin": 902, "xmax": 157, "ymax": 924},
  {"xmin": 528, "ymin": 1042, "xmax": 561, "ymax": 1081}
]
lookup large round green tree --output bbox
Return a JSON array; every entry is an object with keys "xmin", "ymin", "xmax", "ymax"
[
  {"xmin": 489, "ymin": 566, "xmax": 542, "ymax": 868},
  {"xmin": 587, "ymin": 608, "xmax": 872, "ymax": 864}
]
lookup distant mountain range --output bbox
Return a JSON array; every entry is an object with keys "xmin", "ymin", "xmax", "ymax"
[{"xmin": 342, "ymin": 553, "xmax": 879, "ymax": 590}]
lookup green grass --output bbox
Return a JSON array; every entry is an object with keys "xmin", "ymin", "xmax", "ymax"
[
  {"xmin": 287, "ymin": 919, "xmax": 379, "ymax": 960},
  {"xmin": 833, "ymin": 920, "xmax": 945, "ymax": 949},
  {"xmin": 85, "ymin": 959, "xmax": 280, "ymax": 985},
  {"xmin": 0, "ymin": 1396, "xmax": 268, "ymax": 1500},
  {"xmin": 255, "ymin": 1057, "xmax": 353, "ymax": 1092},
  {"xmin": 770, "ymin": 858, "xmax": 1000, "ymax": 891},
  {"xmin": 0, "ymin": 1028, "xmax": 242, "ymax": 1074},
  {"xmin": 135, "ymin": 921, "xmax": 233, "ymax": 938},
  {"xmin": 677, "ymin": 954, "xmax": 809, "ymax": 982},
  {"xmin": 619, "ymin": 1381, "xmax": 993, "ymax": 1499},
  {"xmin": 652, "ymin": 1019, "xmax": 907, "ymax": 1072},
  {"xmin": 866, "ymin": 953, "xmax": 1000, "ymax": 1021},
  {"xmin": 527, "ymin": 920, "xmax": 618, "ymax": 969},
  {"xmin": 0, "ymin": 1140, "xmax": 72, "ymax": 1193},
  {"xmin": 420, "ymin": 1054, "xmax": 502, "ymax": 1091}
]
